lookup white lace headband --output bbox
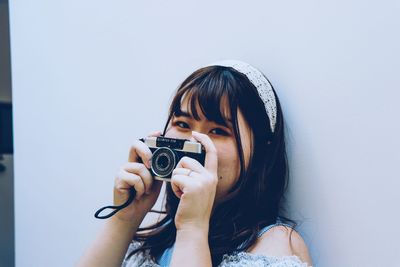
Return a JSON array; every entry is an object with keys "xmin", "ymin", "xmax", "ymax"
[{"xmin": 203, "ymin": 60, "xmax": 277, "ymax": 133}]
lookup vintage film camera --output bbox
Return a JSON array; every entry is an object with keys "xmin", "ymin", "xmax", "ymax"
[{"xmin": 140, "ymin": 136, "xmax": 206, "ymax": 181}]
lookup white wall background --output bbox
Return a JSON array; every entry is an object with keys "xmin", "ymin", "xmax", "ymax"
[{"xmin": 9, "ymin": 1, "xmax": 400, "ymax": 266}]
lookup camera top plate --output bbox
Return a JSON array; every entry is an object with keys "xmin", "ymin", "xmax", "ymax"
[{"xmin": 141, "ymin": 136, "xmax": 204, "ymax": 153}]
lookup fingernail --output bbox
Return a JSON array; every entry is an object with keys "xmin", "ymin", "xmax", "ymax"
[{"xmin": 147, "ymin": 160, "xmax": 152, "ymax": 168}]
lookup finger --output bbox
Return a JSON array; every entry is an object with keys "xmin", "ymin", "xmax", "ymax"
[
  {"xmin": 172, "ymin": 167, "xmax": 191, "ymax": 176},
  {"xmin": 122, "ymin": 162, "xmax": 153, "ymax": 194},
  {"xmin": 191, "ymin": 131, "xmax": 218, "ymax": 173},
  {"xmin": 172, "ymin": 167, "xmax": 200, "ymax": 178},
  {"xmin": 170, "ymin": 174, "xmax": 193, "ymax": 198},
  {"xmin": 148, "ymin": 131, "xmax": 162, "ymax": 137},
  {"xmin": 128, "ymin": 131, "xmax": 162, "ymax": 166},
  {"xmin": 175, "ymin": 156, "xmax": 204, "ymax": 174},
  {"xmin": 115, "ymin": 170, "xmax": 145, "ymax": 199},
  {"xmin": 171, "ymin": 176, "xmax": 183, "ymax": 199},
  {"xmin": 128, "ymin": 139, "xmax": 153, "ymax": 168}
]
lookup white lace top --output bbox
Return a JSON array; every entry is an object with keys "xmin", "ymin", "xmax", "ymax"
[{"xmin": 121, "ymin": 240, "xmax": 311, "ymax": 267}]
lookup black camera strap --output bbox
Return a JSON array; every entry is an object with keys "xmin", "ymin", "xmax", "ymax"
[{"xmin": 94, "ymin": 188, "xmax": 136, "ymax": 219}]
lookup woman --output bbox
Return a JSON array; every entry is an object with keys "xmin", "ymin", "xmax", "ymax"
[{"xmin": 77, "ymin": 60, "xmax": 313, "ymax": 266}]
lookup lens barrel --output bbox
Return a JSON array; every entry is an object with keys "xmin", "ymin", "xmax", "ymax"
[{"xmin": 151, "ymin": 147, "xmax": 177, "ymax": 178}]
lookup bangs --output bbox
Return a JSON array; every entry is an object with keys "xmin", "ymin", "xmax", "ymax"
[{"xmin": 170, "ymin": 69, "xmax": 240, "ymax": 128}]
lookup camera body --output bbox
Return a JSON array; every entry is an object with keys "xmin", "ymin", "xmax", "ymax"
[{"xmin": 140, "ymin": 136, "xmax": 206, "ymax": 181}]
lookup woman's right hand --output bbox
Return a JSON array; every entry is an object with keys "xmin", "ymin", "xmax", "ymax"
[{"xmin": 112, "ymin": 131, "xmax": 163, "ymax": 223}]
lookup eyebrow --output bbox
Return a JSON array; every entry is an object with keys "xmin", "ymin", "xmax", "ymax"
[{"xmin": 174, "ymin": 110, "xmax": 232, "ymax": 127}]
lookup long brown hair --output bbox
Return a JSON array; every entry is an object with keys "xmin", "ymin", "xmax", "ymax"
[{"xmin": 129, "ymin": 65, "xmax": 296, "ymax": 266}]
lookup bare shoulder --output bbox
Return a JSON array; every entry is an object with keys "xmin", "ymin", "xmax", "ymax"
[{"xmin": 247, "ymin": 225, "xmax": 313, "ymax": 266}]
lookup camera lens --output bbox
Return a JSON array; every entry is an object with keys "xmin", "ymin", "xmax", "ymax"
[
  {"xmin": 157, "ymin": 155, "xmax": 169, "ymax": 169},
  {"xmin": 151, "ymin": 147, "xmax": 176, "ymax": 178}
]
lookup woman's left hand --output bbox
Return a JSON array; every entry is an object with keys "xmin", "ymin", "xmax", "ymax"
[{"xmin": 171, "ymin": 131, "xmax": 219, "ymax": 233}]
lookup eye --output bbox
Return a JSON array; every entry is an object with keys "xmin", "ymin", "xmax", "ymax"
[
  {"xmin": 174, "ymin": 121, "xmax": 190, "ymax": 129},
  {"xmin": 210, "ymin": 128, "xmax": 229, "ymax": 136}
]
